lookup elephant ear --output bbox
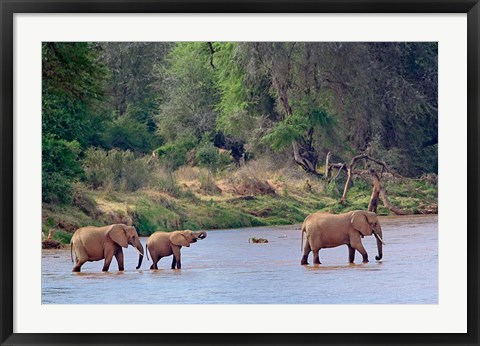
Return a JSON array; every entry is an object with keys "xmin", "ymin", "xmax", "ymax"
[
  {"xmin": 351, "ymin": 211, "xmax": 372, "ymax": 236},
  {"xmin": 108, "ymin": 224, "xmax": 129, "ymax": 248},
  {"xmin": 171, "ymin": 231, "xmax": 190, "ymax": 247},
  {"xmin": 365, "ymin": 212, "xmax": 378, "ymax": 225}
]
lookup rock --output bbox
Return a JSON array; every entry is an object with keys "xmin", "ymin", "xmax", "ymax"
[
  {"xmin": 42, "ymin": 229, "xmax": 62, "ymax": 249},
  {"xmin": 248, "ymin": 237, "xmax": 268, "ymax": 244},
  {"xmin": 42, "ymin": 239, "xmax": 62, "ymax": 249}
]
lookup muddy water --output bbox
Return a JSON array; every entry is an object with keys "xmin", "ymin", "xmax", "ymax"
[{"xmin": 42, "ymin": 215, "xmax": 437, "ymax": 304}]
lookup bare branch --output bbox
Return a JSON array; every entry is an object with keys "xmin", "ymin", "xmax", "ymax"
[{"xmin": 207, "ymin": 42, "xmax": 216, "ymax": 70}]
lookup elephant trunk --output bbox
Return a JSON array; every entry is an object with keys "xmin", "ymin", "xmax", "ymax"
[
  {"xmin": 135, "ymin": 242, "xmax": 145, "ymax": 270},
  {"xmin": 196, "ymin": 231, "xmax": 207, "ymax": 240},
  {"xmin": 374, "ymin": 225, "xmax": 384, "ymax": 261}
]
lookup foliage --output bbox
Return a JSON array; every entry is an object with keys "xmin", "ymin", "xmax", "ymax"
[
  {"xmin": 98, "ymin": 42, "xmax": 169, "ymax": 152},
  {"xmin": 42, "ymin": 136, "xmax": 82, "ymax": 203},
  {"xmin": 133, "ymin": 197, "xmax": 180, "ymax": 235},
  {"xmin": 102, "ymin": 110, "xmax": 154, "ymax": 152},
  {"xmin": 154, "ymin": 136, "xmax": 197, "ymax": 170},
  {"xmin": 42, "ymin": 42, "xmax": 107, "ymax": 203},
  {"xmin": 195, "ymin": 140, "xmax": 230, "ymax": 172},
  {"xmin": 83, "ymin": 148, "xmax": 154, "ymax": 192},
  {"xmin": 155, "ymin": 42, "xmax": 219, "ymax": 142},
  {"xmin": 42, "ymin": 43, "xmax": 107, "ymax": 141},
  {"xmin": 42, "ymin": 41, "xmax": 438, "ymax": 237}
]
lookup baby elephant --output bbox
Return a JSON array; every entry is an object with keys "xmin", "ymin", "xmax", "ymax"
[{"xmin": 146, "ymin": 230, "xmax": 207, "ymax": 269}]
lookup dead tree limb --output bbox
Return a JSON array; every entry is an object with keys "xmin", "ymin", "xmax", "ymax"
[
  {"xmin": 332, "ymin": 163, "xmax": 345, "ymax": 181},
  {"xmin": 325, "ymin": 151, "xmax": 332, "ymax": 179},
  {"xmin": 368, "ymin": 169, "xmax": 406, "ymax": 215},
  {"xmin": 325, "ymin": 151, "xmax": 347, "ymax": 181},
  {"xmin": 340, "ymin": 154, "xmax": 404, "ymax": 209},
  {"xmin": 368, "ymin": 170, "xmax": 382, "ymax": 213},
  {"xmin": 340, "ymin": 153, "xmax": 370, "ymax": 203}
]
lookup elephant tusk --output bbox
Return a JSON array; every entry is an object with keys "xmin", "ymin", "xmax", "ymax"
[
  {"xmin": 134, "ymin": 247, "xmax": 144, "ymax": 257},
  {"xmin": 374, "ymin": 233, "xmax": 386, "ymax": 245}
]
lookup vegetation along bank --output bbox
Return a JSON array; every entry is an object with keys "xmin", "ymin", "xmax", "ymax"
[{"xmin": 42, "ymin": 42, "xmax": 438, "ymax": 245}]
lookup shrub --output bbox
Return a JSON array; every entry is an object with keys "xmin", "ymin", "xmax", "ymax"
[
  {"xmin": 71, "ymin": 183, "xmax": 98, "ymax": 218},
  {"xmin": 83, "ymin": 148, "xmax": 154, "ymax": 192},
  {"xmin": 154, "ymin": 136, "xmax": 196, "ymax": 170},
  {"xmin": 102, "ymin": 112, "xmax": 154, "ymax": 153},
  {"xmin": 42, "ymin": 136, "xmax": 82, "ymax": 204},
  {"xmin": 195, "ymin": 142, "xmax": 219, "ymax": 171},
  {"xmin": 175, "ymin": 166, "xmax": 205, "ymax": 182},
  {"xmin": 52, "ymin": 229, "xmax": 73, "ymax": 244},
  {"xmin": 155, "ymin": 172, "xmax": 182, "ymax": 197},
  {"xmin": 198, "ymin": 172, "xmax": 221, "ymax": 195},
  {"xmin": 133, "ymin": 198, "xmax": 181, "ymax": 235}
]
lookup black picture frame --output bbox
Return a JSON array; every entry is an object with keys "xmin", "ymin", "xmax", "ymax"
[{"xmin": 1, "ymin": 1, "xmax": 478, "ymax": 345}]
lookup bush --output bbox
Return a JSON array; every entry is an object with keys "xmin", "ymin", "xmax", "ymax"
[
  {"xmin": 154, "ymin": 136, "xmax": 196, "ymax": 170},
  {"xmin": 83, "ymin": 148, "xmax": 154, "ymax": 192},
  {"xmin": 52, "ymin": 229, "xmax": 73, "ymax": 244},
  {"xmin": 71, "ymin": 183, "xmax": 98, "ymax": 218},
  {"xmin": 198, "ymin": 172, "xmax": 221, "ymax": 195},
  {"xmin": 102, "ymin": 112, "xmax": 154, "ymax": 153},
  {"xmin": 42, "ymin": 136, "xmax": 82, "ymax": 204},
  {"xmin": 133, "ymin": 198, "xmax": 181, "ymax": 235},
  {"xmin": 155, "ymin": 172, "xmax": 182, "ymax": 197},
  {"xmin": 195, "ymin": 142, "xmax": 219, "ymax": 170}
]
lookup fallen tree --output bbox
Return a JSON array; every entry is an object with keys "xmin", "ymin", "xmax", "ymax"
[{"xmin": 326, "ymin": 152, "xmax": 406, "ymax": 215}]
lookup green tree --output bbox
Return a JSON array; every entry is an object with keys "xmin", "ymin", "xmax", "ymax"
[
  {"xmin": 155, "ymin": 42, "xmax": 219, "ymax": 143},
  {"xmin": 214, "ymin": 42, "xmax": 437, "ymax": 176},
  {"xmin": 42, "ymin": 42, "xmax": 108, "ymax": 203},
  {"xmin": 99, "ymin": 42, "xmax": 170, "ymax": 152},
  {"xmin": 42, "ymin": 136, "xmax": 82, "ymax": 203}
]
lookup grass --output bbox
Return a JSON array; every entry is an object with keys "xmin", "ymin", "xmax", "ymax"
[{"xmin": 42, "ymin": 161, "xmax": 438, "ymax": 244}]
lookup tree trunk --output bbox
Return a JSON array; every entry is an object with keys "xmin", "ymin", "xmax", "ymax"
[
  {"xmin": 292, "ymin": 140, "xmax": 319, "ymax": 175},
  {"xmin": 380, "ymin": 190, "xmax": 407, "ymax": 215},
  {"xmin": 368, "ymin": 169, "xmax": 406, "ymax": 215},
  {"xmin": 340, "ymin": 167, "xmax": 352, "ymax": 203},
  {"xmin": 340, "ymin": 154, "xmax": 368, "ymax": 203},
  {"xmin": 368, "ymin": 169, "xmax": 382, "ymax": 212}
]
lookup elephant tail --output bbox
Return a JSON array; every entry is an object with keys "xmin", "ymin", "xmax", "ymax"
[
  {"xmin": 70, "ymin": 240, "xmax": 74, "ymax": 263},
  {"xmin": 301, "ymin": 222, "xmax": 306, "ymax": 252},
  {"xmin": 146, "ymin": 244, "xmax": 150, "ymax": 261}
]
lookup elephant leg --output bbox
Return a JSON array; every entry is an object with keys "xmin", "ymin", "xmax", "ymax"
[
  {"xmin": 72, "ymin": 259, "xmax": 86, "ymax": 272},
  {"xmin": 348, "ymin": 245, "xmax": 355, "ymax": 263},
  {"xmin": 352, "ymin": 241, "xmax": 368, "ymax": 263},
  {"xmin": 301, "ymin": 241, "xmax": 311, "ymax": 265},
  {"xmin": 115, "ymin": 249, "xmax": 124, "ymax": 271},
  {"xmin": 313, "ymin": 248, "xmax": 321, "ymax": 265},
  {"xmin": 103, "ymin": 252, "xmax": 114, "ymax": 272},
  {"xmin": 72, "ymin": 246, "xmax": 87, "ymax": 272},
  {"xmin": 172, "ymin": 247, "xmax": 181, "ymax": 269},
  {"xmin": 350, "ymin": 235, "xmax": 369, "ymax": 263},
  {"xmin": 150, "ymin": 256, "xmax": 160, "ymax": 270}
]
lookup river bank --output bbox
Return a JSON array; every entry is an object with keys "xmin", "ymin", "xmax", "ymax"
[{"xmin": 42, "ymin": 168, "xmax": 437, "ymax": 246}]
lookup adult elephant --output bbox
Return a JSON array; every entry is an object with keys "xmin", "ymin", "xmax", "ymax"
[
  {"xmin": 70, "ymin": 224, "xmax": 144, "ymax": 272},
  {"xmin": 146, "ymin": 230, "xmax": 207, "ymax": 269},
  {"xmin": 300, "ymin": 210, "xmax": 385, "ymax": 265}
]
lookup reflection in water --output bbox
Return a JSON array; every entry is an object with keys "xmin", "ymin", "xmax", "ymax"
[{"xmin": 42, "ymin": 215, "xmax": 437, "ymax": 304}]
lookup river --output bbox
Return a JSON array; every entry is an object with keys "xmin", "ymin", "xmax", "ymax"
[{"xmin": 42, "ymin": 214, "xmax": 437, "ymax": 304}]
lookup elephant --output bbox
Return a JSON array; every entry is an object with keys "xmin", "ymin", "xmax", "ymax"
[
  {"xmin": 300, "ymin": 210, "xmax": 385, "ymax": 265},
  {"xmin": 146, "ymin": 230, "xmax": 207, "ymax": 269},
  {"xmin": 70, "ymin": 224, "xmax": 144, "ymax": 272}
]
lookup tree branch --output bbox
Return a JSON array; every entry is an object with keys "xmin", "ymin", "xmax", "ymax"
[{"xmin": 207, "ymin": 42, "xmax": 216, "ymax": 70}]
